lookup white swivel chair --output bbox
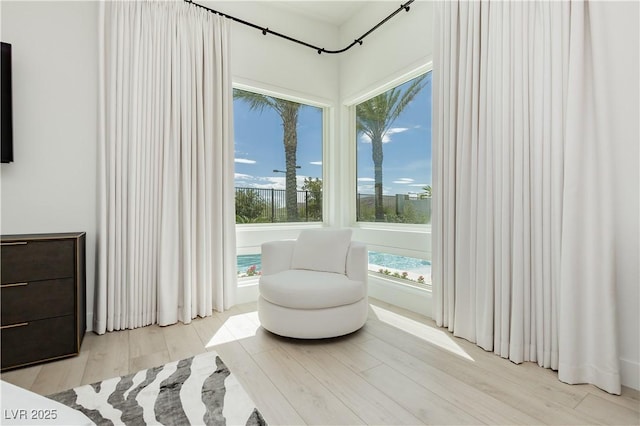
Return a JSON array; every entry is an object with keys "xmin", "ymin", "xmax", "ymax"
[{"xmin": 258, "ymin": 228, "xmax": 368, "ymax": 339}]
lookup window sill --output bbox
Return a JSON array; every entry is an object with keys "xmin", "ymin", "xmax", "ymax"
[
  {"xmin": 235, "ymin": 222, "xmax": 325, "ymax": 231},
  {"xmin": 354, "ymin": 221, "xmax": 431, "ymax": 234}
]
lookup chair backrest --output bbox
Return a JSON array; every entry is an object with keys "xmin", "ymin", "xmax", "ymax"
[{"xmin": 290, "ymin": 228, "xmax": 353, "ymax": 274}]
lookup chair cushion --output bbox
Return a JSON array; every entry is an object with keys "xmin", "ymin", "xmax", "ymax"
[
  {"xmin": 291, "ymin": 228, "xmax": 352, "ymax": 274},
  {"xmin": 259, "ymin": 270, "xmax": 366, "ymax": 309}
]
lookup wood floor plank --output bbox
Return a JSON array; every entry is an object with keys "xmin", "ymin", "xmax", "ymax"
[
  {"xmin": 129, "ymin": 350, "xmax": 171, "ymax": 373},
  {"xmin": 361, "ymin": 364, "xmax": 484, "ymax": 425},
  {"xmin": 369, "ymin": 300, "xmax": 595, "ymax": 411},
  {"xmin": 280, "ymin": 340, "xmax": 423, "ymax": 425},
  {"xmin": 128, "ymin": 324, "xmax": 167, "ymax": 358},
  {"xmin": 213, "ymin": 305, "xmax": 245, "ymax": 323},
  {"xmin": 81, "ymin": 330, "xmax": 129, "ymax": 385},
  {"xmin": 1, "ymin": 301, "xmax": 635, "ymax": 426},
  {"xmin": 161, "ymin": 322, "xmax": 206, "ymax": 362},
  {"xmin": 252, "ymin": 347, "xmax": 365, "ymax": 425},
  {"xmin": 366, "ymin": 313, "xmax": 589, "ymax": 409},
  {"xmin": 191, "ymin": 315, "xmax": 237, "ymax": 349},
  {"xmin": 30, "ymin": 352, "xmax": 89, "ymax": 395},
  {"xmin": 214, "ymin": 340, "xmax": 306, "ymax": 426},
  {"xmin": 224, "ymin": 312, "xmax": 281, "ymax": 355},
  {"xmin": 583, "ymin": 383, "xmax": 640, "ymax": 414},
  {"xmin": 451, "ymin": 332, "xmax": 589, "ymax": 407},
  {"xmin": 575, "ymin": 393, "xmax": 640, "ymax": 425},
  {"xmin": 0, "ymin": 364, "xmax": 43, "ymax": 391},
  {"xmin": 361, "ymin": 322, "xmax": 599, "ymax": 425},
  {"xmin": 318, "ymin": 340, "xmax": 382, "ymax": 373},
  {"xmin": 356, "ymin": 335, "xmax": 541, "ymax": 425}
]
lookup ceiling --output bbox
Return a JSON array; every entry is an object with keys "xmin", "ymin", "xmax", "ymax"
[{"xmin": 268, "ymin": 1, "xmax": 370, "ymax": 27}]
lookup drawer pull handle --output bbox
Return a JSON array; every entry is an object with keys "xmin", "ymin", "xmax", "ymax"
[
  {"xmin": 0, "ymin": 282, "xmax": 28, "ymax": 288},
  {"xmin": 0, "ymin": 322, "xmax": 29, "ymax": 330},
  {"xmin": 0, "ymin": 242, "xmax": 28, "ymax": 246}
]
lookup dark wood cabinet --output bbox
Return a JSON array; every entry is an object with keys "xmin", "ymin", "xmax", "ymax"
[{"xmin": 1, "ymin": 232, "xmax": 86, "ymax": 371}]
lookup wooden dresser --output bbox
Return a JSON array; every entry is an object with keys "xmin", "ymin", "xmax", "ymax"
[{"xmin": 0, "ymin": 232, "xmax": 86, "ymax": 371}]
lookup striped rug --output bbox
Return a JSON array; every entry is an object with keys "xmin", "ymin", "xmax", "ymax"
[{"xmin": 48, "ymin": 351, "xmax": 266, "ymax": 426}]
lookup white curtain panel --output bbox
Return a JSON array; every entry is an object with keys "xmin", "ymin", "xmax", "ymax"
[
  {"xmin": 433, "ymin": 1, "xmax": 620, "ymax": 394},
  {"xmin": 95, "ymin": 0, "xmax": 236, "ymax": 333}
]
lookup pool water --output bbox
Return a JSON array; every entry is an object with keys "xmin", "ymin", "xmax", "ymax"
[
  {"xmin": 368, "ymin": 251, "xmax": 431, "ymax": 273},
  {"xmin": 236, "ymin": 251, "xmax": 430, "ymax": 276},
  {"xmin": 237, "ymin": 254, "xmax": 262, "ymax": 275}
]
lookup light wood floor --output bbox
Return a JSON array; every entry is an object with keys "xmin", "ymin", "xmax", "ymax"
[{"xmin": 2, "ymin": 298, "xmax": 639, "ymax": 425}]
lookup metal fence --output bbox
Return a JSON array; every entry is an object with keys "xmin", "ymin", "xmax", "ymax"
[
  {"xmin": 235, "ymin": 187, "xmax": 321, "ymax": 223},
  {"xmin": 356, "ymin": 193, "xmax": 431, "ymax": 224},
  {"xmin": 235, "ymin": 187, "xmax": 431, "ymax": 224}
]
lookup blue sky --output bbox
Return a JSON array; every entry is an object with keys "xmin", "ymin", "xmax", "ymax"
[
  {"xmin": 357, "ymin": 72, "xmax": 432, "ymax": 195},
  {"xmin": 233, "ymin": 97, "xmax": 323, "ymax": 191},
  {"xmin": 233, "ymin": 71, "xmax": 431, "ymax": 195}
]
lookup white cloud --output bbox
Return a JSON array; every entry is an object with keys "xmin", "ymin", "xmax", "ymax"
[
  {"xmin": 408, "ymin": 183, "xmax": 429, "ymax": 187},
  {"xmin": 393, "ymin": 178, "xmax": 415, "ymax": 184},
  {"xmin": 310, "ymin": 161, "xmax": 322, "ymax": 166},
  {"xmin": 360, "ymin": 127, "xmax": 411, "ymax": 144},
  {"xmin": 358, "ymin": 177, "xmax": 375, "ymax": 182},
  {"xmin": 235, "ymin": 158, "xmax": 256, "ymax": 164},
  {"xmin": 234, "ymin": 175, "xmax": 312, "ymax": 191},
  {"xmin": 234, "ymin": 173, "xmax": 253, "ymax": 180}
]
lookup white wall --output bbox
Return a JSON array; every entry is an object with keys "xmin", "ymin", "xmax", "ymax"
[
  {"xmin": 210, "ymin": 1, "xmax": 339, "ymax": 102},
  {"xmin": 339, "ymin": 0, "xmax": 433, "ymax": 102},
  {"xmin": 0, "ymin": 1, "xmax": 98, "ymax": 329}
]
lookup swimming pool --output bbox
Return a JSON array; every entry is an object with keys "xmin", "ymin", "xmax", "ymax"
[
  {"xmin": 237, "ymin": 254, "xmax": 262, "ymax": 276},
  {"xmin": 368, "ymin": 251, "xmax": 431, "ymax": 273},
  {"xmin": 236, "ymin": 251, "xmax": 430, "ymax": 276}
]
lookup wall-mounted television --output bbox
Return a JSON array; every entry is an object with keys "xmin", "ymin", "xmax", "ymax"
[{"xmin": 1, "ymin": 42, "xmax": 13, "ymax": 163}]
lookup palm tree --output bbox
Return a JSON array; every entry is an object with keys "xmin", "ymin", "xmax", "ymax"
[
  {"xmin": 356, "ymin": 75, "xmax": 426, "ymax": 221},
  {"xmin": 422, "ymin": 185, "xmax": 432, "ymax": 198},
  {"xmin": 234, "ymin": 89, "xmax": 300, "ymax": 221}
]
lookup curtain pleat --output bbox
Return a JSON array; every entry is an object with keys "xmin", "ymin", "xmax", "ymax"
[
  {"xmin": 433, "ymin": 0, "xmax": 620, "ymax": 394},
  {"xmin": 96, "ymin": 1, "xmax": 236, "ymax": 333}
]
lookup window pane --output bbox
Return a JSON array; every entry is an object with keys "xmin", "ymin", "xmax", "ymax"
[
  {"xmin": 356, "ymin": 72, "xmax": 432, "ymax": 224},
  {"xmin": 233, "ymin": 88, "xmax": 323, "ymax": 223},
  {"xmin": 237, "ymin": 253, "xmax": 262, "ymax": 278},
  {"xmin": 369, "ymin": 251, "xmax": 431, "ymax": 286}
]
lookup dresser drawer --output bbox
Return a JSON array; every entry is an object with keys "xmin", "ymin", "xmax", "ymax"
[
  {"xmin": 1, "ymin": 278, "xmax": 75, "ymax": 325},
  {"xmin": 1, "ymin": 239, "xmax": 75, "ymax": 284},
  {"xmin": 1, "ymin": 315, "xmax": 77, "ymax": 369}
]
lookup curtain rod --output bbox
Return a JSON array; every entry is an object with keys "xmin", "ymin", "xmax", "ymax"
[{"xmin": 184, "ymin": 0, "xmax": 415, "ymax": 55}]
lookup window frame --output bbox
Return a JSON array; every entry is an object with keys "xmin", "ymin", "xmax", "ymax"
[
  {"xmin": 232, "ymin": 80, "xmax": 331, "ymax": 229},
  {"xmin": 343, "ymin": 63, "xmax": 433, "ymax": 285},
  {"xmin": 232, "ymin": 79, "xmax": 335, "ymax": 285}
]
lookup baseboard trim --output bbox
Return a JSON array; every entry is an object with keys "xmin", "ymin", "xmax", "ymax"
[
  {"xmin": 620, "ymin": 357, "xmax": 640, "ymax": 391},
  {"xmin": 368, "ymin": 275, "xmax": 432, "ymax": 318},
  {"xmin": 236, "ymin": 279, "xmax": 260, "ymax": 305}
]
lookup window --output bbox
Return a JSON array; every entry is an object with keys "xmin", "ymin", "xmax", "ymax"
[
  {"xmin": 233, "ymin": 88, "xmax": 323, "ymax": 223},
  {"xmin": 237, "ymin": 253, "xmax": 261, "ymax": 279},
  {"xmin": 355, "ymin": 72, "xmax": 432, "ymax": 224},
  {"xmin": 369, "ymin": 251, "xmax": 431, "ymax": 287}
]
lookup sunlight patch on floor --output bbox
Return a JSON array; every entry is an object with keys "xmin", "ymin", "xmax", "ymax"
[
  {"xmin": 204, "ymin": 312, "xmax": 259, "ymax": 348},
  {"xmin": 370, "ymin": 304, "xmax": 474, "ymax": 361}
]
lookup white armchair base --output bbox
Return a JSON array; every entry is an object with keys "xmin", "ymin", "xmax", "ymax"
[
  {"xmin": 258, "ymin": 230, "xmax": 369, "ymax": 339},
  {"xmin": 258, "ymin": 295, "xmax": 368, "ymax": 339}
]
